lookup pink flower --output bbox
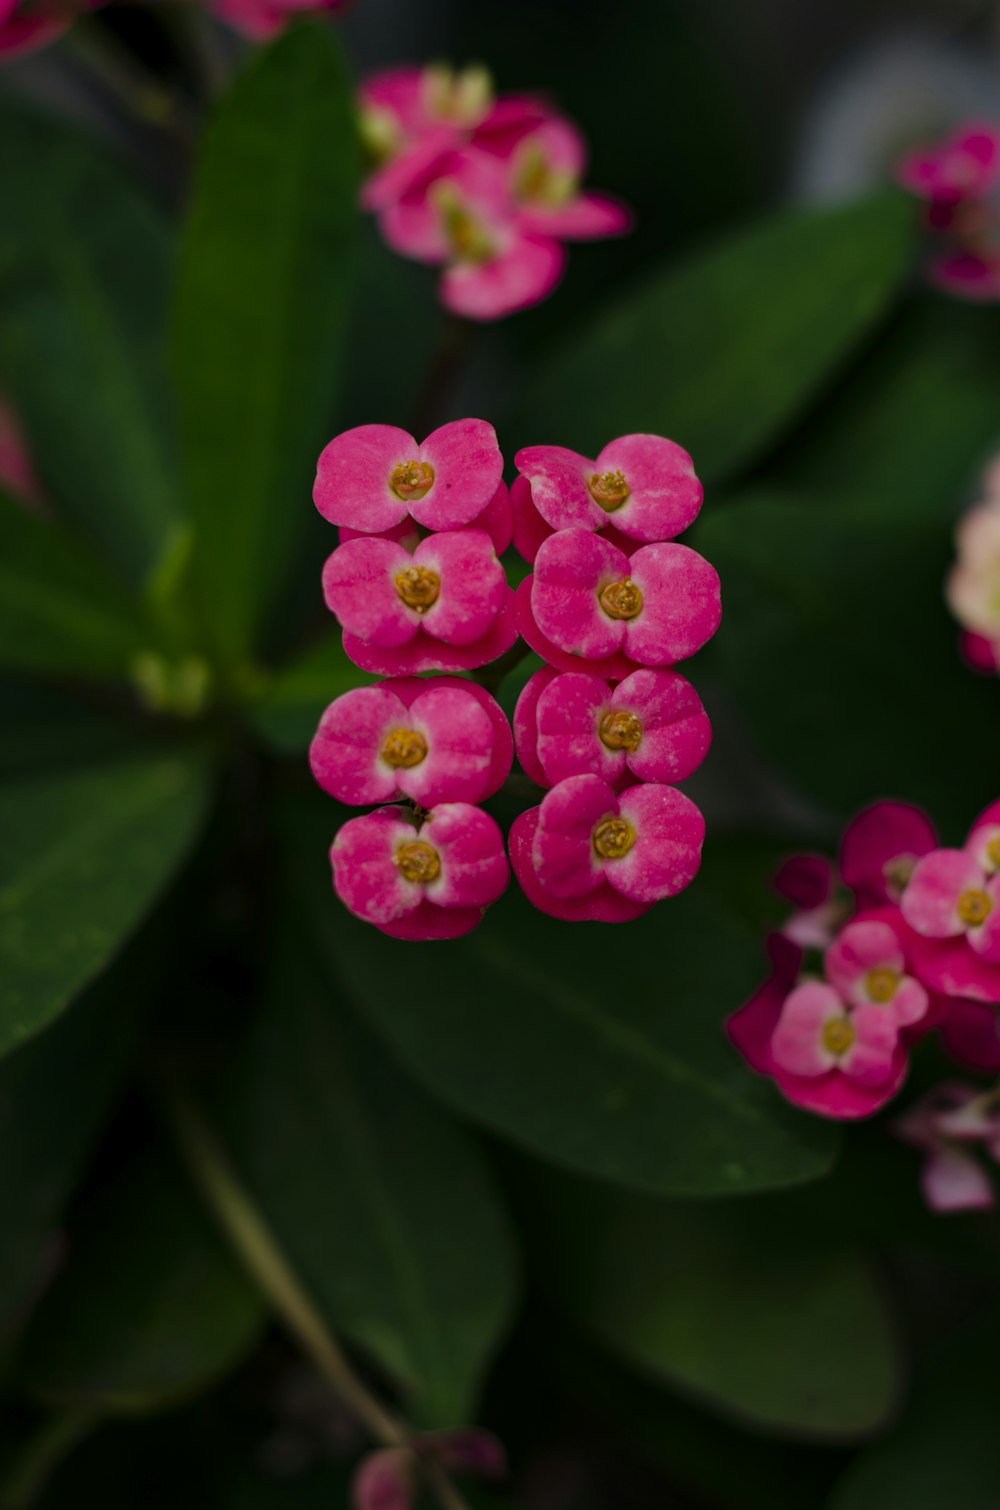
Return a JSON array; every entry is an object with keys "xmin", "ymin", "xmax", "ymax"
[
  {"xmin": 929, "ymin": 248, "xmax": 1000, "ymax": 302},
  {"xmin": 338, "ymin": 482, "xmax": 513, "ymax": 557},
  {"xmin": 901, "ymin": 818, "xmax": 1000, "ymax": 1001},
  {"xmin": 516, "ymin": 529, "xmax": 721, "ymax": 678},
  {"xmin": 509, "ymin": 773, "xmax": 704, "ymax": 922},
  {"xmin": 353, "ymin": 1428, "xmax": 506, "ymax": 1510},
  {"xmin": 0, "ymin": 396, "xmax": 39, "ymax": 500},
  {"xmin": 896, "ymin": 124, "xmax": 1000, "ymax": 206},
  {"xmin": 773, "ymin": 853, "xmax": 844, "ymax": 948},
  {"xmin": 485, "ymin": 115, "xmax": 631, "ymax": 241},
  {"xmin": 824, "ymin": 917, "xmax": 929, "ymax": 1027},
  {"xmin": 314, "ymin": 420, "xmax": 503, "ymax": 536},
  {"xmin": 894, "ymin": 1083, "xmax": 999, "ymax": 1213},
  {"xmin": 359, "ymin": 65, "xmax": 497, "ymax": 212},
  {"xmin": 379, "ymin": 148, "xmax": 565, "ymax": 321},
  {"xmin": 509, "ymin": 475, "xmax": 635, "ymax": 565},
  {"xmin": 513, "ymin": 665, "xmax": 710, "ymax": 789},
  {"xmin": 839, "ymin": 800, "xmax": 937, "ymax": 907},
  {"xmin": 322, "ymin": 529, "xmax": 516, "ymax": 676},
  {"xmin": 209, "ymin": 0, "xmax": 344, "ymax": 38},
  {"xmin": 515, "ymin": 433, "xmax": 702, "ymax": 543},
  {"xmin": 331, "ymin": 803, "xmax": 508, "ymax": 940},
  {"xmin": 310, "ymin": 678, "xmax": 512, "ymax": 808},
  {"xmin": 960, "ymin": 630, "xmax": 1000, "ymax": 676}
]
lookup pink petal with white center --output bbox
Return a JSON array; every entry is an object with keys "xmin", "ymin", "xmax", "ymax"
[
  {"xmin": 967, "ymin": 876, "xmax": 1000, "ymax": 961},
  {"xmin": 398, "ymin": 686, "xmax": 497, "ymax": 806},
  {"xmin": 392, "ymin": 677, "xmax": 512, "ymax": 800},
  {"xmin": 824, "ymin": 920, "xmax": 906, "ymax": 1002},
  {"xmin": 596, "ymin": 434, "xmax": 702, "ymax": 542},
  {"xmin": 535, "ymin": 671, "xmax": 622, "ymax": 786},
  {"xmin": 966, "ymin": 820, "xmax": 1000, "ymax": 874},
  {"xmin": 310, "ymin": 685, "xmax": 409, "ymax": 805},
  {"xmin": 442, "ymin": 234, "xmax": 566, "ymax": 321},
  {"xmin": 770, "ymin": 982, "xmax": 845, "ymax": 1078},
  {"xmin": 314, "ymin": 423, "xmax": 421, "ymax": 533},
  {"xmin": 509, "ymin": 809, "xmax": 650, "ymax": 922},
  {"xmin": 512, "ymin": 666, "xmax": 559, "ymax": 787},
  {"xmin": 411, "ymin": 418, "xmax": 503, "ymax": 530},
  {"xmin": 420, "ymin": 804, "xmax": 508, "ymax": 910},
  {"xmin": 624, "ymin": 543, "xmax": 722, "ymax": 665},
  {"xmin": 343, "ymin": 593, "xmax": 517, "ymax": 676},
  {"xmin": 902, "ymin": 849, "xmax": 987, "ymax": 938},
  {"xmin": 839, "ymin": 1003, "xmax": 901, "ymax": 1086},
  {"xmin": 323, "ymin": 538, "xmax": 418, "ymax": 648},
  {"xmin": 532, "ymin": 529, "xmax": 630, "ymax": 661},
  {"xmin": 514, "ymin": 576, "xmax": 635, "ymax": 678},
  {"xmin": 531, "ymin": 773, "xmax": 614, "ymax": 899},
  {"xmin": 922, "ymin": 1147, "xmax": 995, "ymax": 1212},
  {"xmin": 616, "ymin": 668, "xmax": 711, "ymax": 784},
  {"xmin": 519, "ymin": 192, "xmax": 632, "ymax": 241},
  {"xmin": 839, "ymin": 799, "xmax": 937, "ymax": 906},
  {"xmin": 331, "ymin": 809, "xmax": 422, "ymax": 927},
  {"xmin": 607, "ymin": 783, "xmax": 704, "ymax": 904},
  {"xmin": 514, "ymin": 445, "xmax": 602, "ymax": 532},
  {"xmin": 358, "ymin": 66, "xmax": 425, "ymax": 136},
  {"xmin": 414, "ymin": 531, "xmax": 506, "ymax": 646},
  {"xmin": 362, "ymin": 129, "xmax": 457, "ymax": 213}
]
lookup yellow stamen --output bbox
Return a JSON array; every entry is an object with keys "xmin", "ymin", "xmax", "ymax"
[
  {"xmin": 958, "ymin": 888, "xmax": 993, "ymax": 927},
  {"xmin": 435, "ymin": 187, "xmax": 496, "ymax": 263},
  {"xmin": 394, "ymin": 565, "xmax": 440, "ymax": 613},
  {"xmin": 588, "ymin": 469, "xmax": 630, "ymax": 513},
  {"xmin": 381, "ymin": 728, "xmax": 428, "ymax": 770},
  {"xmin": 394, "ymin": 840, "xmax": 441, "ymax": 885},
  {"xmin": 598, "ymin": 709, "xmax": 643, "ymax": 752},
  {"xmin": 882, "ymin": 853, "xmax": 917, "ymax": 900},
  {"xmin": 822, "ymin": 1017, "xmax": 855, "ymax": 1056},
  {"xmin": 987, "ymin": 836, "xmax": 1000, "ymax": 870},
  {"xmin": 592, "ymin": 815, "xmax": 636, "ymax": 860},
  {"xmin": 865, "ymin": 967, "xmax": 898, "ymax": 1003},
  {"xmin": 389, "ymin": 459, "xmax": 435, "ymax": 502},
  {"xmin": 598, "ymin": 578, "xmax": 643, "ymax": 620}
]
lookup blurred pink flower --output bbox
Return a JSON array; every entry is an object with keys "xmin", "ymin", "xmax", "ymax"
[
  {"xmin": 0, "ymin": 397, "xmax": 39, "ymax": 500},
  {"xmin": 901, "ymin": 806, "xmax": 1000, "ymax": 1001},
  {"xmin": 824, "ymin": 918, "xmax": 929, "ymax": 1027},
  {"xmin": 894, "ymin": 1082, "xmax": 1000, "ymax": 1212},
  {"xmin": 896, "ymin": 124, "xmax": 1000, "ymax": 206}
]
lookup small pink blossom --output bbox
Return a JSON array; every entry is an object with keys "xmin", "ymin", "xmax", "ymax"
[
  {"xmin": 311, "ymin": 678, "xmax": 512, "ymax": 808},
  {"xmin": 515, "ymin": 434, "xmax": 702, "ymax": 543},
  {"xmin": 322, "ymin": 529, "xmax": 516, "ymax": 676},
  {"xmin": 896, "ymin": 124, "xmax": 1000, "ymax": 206},
  {"xmin": 517, "ymin": 529, "xmax": 721, "ymax": 678},
  {"xmin": 359, "ymin": 65, "xmax": 498, "ymax": 212},
  {"xmin": 331, "ymin": 803, "xmax": 508, "ymax": 940},
  {"xmin": 489, "ymin": 115, "xmax": 631, "ymax": 241},
  {"xmin": 894, "ymin": 1082, "xmax": 1000, "ymax": 1213},
  {"xmin": 314, "ymin": 420, "xmax": 503, "ymax": 536},
  {"xmin": 839, "ymin": 800, "xmax": 937, "ymax": 907},
  {"xmin": 824, "ymin": 917, "xmax": 929, "ymax": 1027},
  {"xmin": 513, "ymin": 666, "xmax": 710, "ymax": 789},
  {"xmin": 901, "ymin": 839, "xmax": 1000, "ymax": 998},
  {"xmin": 511, "ymin": 773, "xmax": 703, "ymax": 923},
  {"xmin": 770, "ymin": 981, "xmax": 900, "ymax": 1087}
]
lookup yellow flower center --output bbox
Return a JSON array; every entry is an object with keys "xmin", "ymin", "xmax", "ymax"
[
  {"xmin": 822, "ymin": 1017, "xmax": 856, "ymax": 1056},
  {"xmin": 598, "ymin": 709, "xmax": 643, "ymax": 752},
  {"xmin": 394, "ymin": 839, "xmax": 441, "ymax": 885},
  {"xmin": 882, "ymin": 853, "xmax": 917, "ymax": 900},
  {"xmin": 513, "ymin": 143, "xmax": 577, "ymax": 205},
  {"xmin": 588, "ymin": 469, "xmax": 630, "ymax": 513},
  {"xmin": 394, "ymin": 565, "xmax": 440, "ymax": 613},
  {"xmin": 987, "ymin": 836, "xmax": 1000, "ymax": 870},
  {"xmin": 865, "ymin": 967, "xmax": 898, "ymax": 1003},
  {"xmin": 958, "ymin": 888, "xmax": 993, "ymax": 927},
  {"xmin": 380, "ymin": 728, "xmax": 428, "ymax": 770},
  {"xmin": 389, "ymin": 459, "xmax": 435, "ymax": 502},
  {"xmin": 592, "ymin": 816, "xmax": 636, "ymax": 860},
  {"xmin": 598, "ymin": 577, "xmax": 643, "ymax": 620},
  {"xmin": 436, "ymin": 188, "xmax": 496, "ymax": 263}
]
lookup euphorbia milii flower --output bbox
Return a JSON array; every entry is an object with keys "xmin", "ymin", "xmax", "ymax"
[
  {"xmin": 839, "ymin": 799, "xmax": 937, "ymax": 906},
  {"xmin": 322, "ymin": 529, "xmax": 516, "ymax": 675},
  {"xmin": 896, "ymin": 124, "xmax": 1000, "ymax": 207},
  {"xmin": 379, "ymin": 148, "xmax": 565, "ymax": 321},
  {"xmin": 513, "ymin": 666, "xmax": 710, "ymax": 789},
  {"xmin": 515, "ymin": 434, "xmax": 701, "ymax": 543},
  {"xmin": 359, "ymin": 64, "xmax": 497, "ymax": 212},
  {"xmin": 516, "ymin": 528, "xmax": 721, "ymax": 677},
  {"xmin": 331, "ymin": 803, "xmax": 508, "ymax": 940},
  {"xmin": 894, "ymin": 1082, "xmax": 1000, "ymax": 1213},
  {"xmin": 824, "ymin": 917, "xmax": 929, "ymax": 1027},
  {"xmin": 314, "ymin": 419, "xmax": 503, "ymax": 535},
  {"xmin": 338, "ymin": 482, "xmax": 513, "ymax": 557},
  {"xmin": 490, "ymin": 115, "xmax": 631, "ymax": 241},
  {"xmin": 310, "ymin": 678, "xmax": 512, "ymax": 808},
  {"xmin": 902, "ymin": 815, "xmax": 1000, "ymax": 1001},
  {"xmin": 509, "ymin": 773, "xmax": 704, "ymax": 922}
]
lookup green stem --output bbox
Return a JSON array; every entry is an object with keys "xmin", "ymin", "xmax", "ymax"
[{"xmin": 0, "ymin": 1407, "xmax": 103, "ymax": 1509}]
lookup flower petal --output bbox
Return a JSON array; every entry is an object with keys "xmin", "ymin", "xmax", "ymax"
[
  {"xmin": 310, "ymin": 685, "xmax": 405, "ymax": 805},
  {"xmin": 509, "ymin": 808, "xmax": 650, "ymax": 922},
  {"xmin": 331, "ymin": 809, "xmax": 421, "ymax": 927},
  {"xmin": 531, "ymin": 773, "xmax": 614, "ymax": 899},
  {"xmin": 607, "ymin": 783, "xmax": 705, "ymax": 903},
  {"xmin": 531, "ymin": 529, "xmax": 629, "ymax": 660},
  {"xmin": 323, "ymin": 537, "xmax": 417, "ymax": 648},
  {"xmin": 596, "ymin": 433, "xmax": 702, "ymax": 542},
  {"xmin": 442, "ymin": 234, "xmax": 566, "ymax": 321},
  {"xmin": 412, "ymin": 418, "xmax": 503, "ymax": 530},
  {"xmin": 902, "ymin": 849, "xmax": 986, "ymax": 938},
  {"xmin": 615, "ymin": 668, "xmax": 711, "ymax": 784},
  {"xmin": 315, "ymin": 424, "xmax": 418, "ymax": 533},
  {"xmin": 624, "ymin": 543, "xmax": 722, "ymax": 665}
]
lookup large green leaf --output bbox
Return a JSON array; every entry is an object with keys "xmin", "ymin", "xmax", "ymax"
[
  {"xmin": 0, "ymin": 753, "xmax": 211, "ymax": 1058},
  {"xmin": 17, "ymin": 1150, "xmax": 265, "ymax": 1412},
  {"xmin": 203, "ymin": 932, "xmax": 517, "ymax": 1426},
  {"xmin": 0, "ymin": 493, "xmax": 154, "ymax": 683},
  {"xmin": 173, "ymin": 23, "xmax": 360, "ymax": 672},
  {"xmin": 829, "ymin": 1318, "xmax": 1000, "ymax": 1510},
  {"xmin": 510, "ymin": 193, "xmax": 914, "ymax": 485},
  {"xmin": 0, "ymin": 683, "xmax": 136, "ymax": 781},
  {"xmin": 283, "ymin": 796, "xmax": 838, "ymax": 1197},
  {"xmin": 697, "ymin": 494, "xmax": 998, "ymax": 835},
  {"xmin": 0, "ymin": 109, "xmax": 180, "ymax": 588},
  {"xmin": 519, "ymin": 1166, "xmax": 899, "ymax": 1439}
]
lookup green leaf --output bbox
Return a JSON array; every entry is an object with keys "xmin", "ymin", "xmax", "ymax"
[
  {"xmin": 17, "ymin": 1150, "xmax": 265, "ymax": 1412},
  {"xmin": 0, "ymin": 754, "xmax": 211, "ymax": 1058},
  {"xmin": 519, "ymin": 1166, "xmax": 899, "ymax": 1439},
  {"xmin": 173, "ymin": 23, "xmax": 360, "ymax": 671},
  {"xmin": 0, "ymin": 108, "xmax": 181, "ymax": 588},
  {"xmin": 511, "ymin": 193, "xmax": 914, "ymax": 486},
  {"xmin": 829, "ymin": 1318, "xmax": 1000, "ymax": 1510},
  {"xmin": 203, "ymin": 930, "xmax": 517, "ymax": 1426},
  {"xmin": 0, "ymin": 493, "xmax": 154, "ymax": 683},
  {"xmin": 250, "ymin": 631, "xmax": 372, "ymax": 755},
  {"xmin": 697, "ymin": 494, "xmax": 998, "ymax": 834},
  {"xmin": 283, "ymin": 796, "xmax": 838, "ymax": 1197}
]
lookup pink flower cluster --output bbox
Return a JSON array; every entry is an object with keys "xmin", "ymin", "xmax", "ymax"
[
  {"xmin": 896, "ymin": 122, "xmax": 1000, "ymax": 300},
  {"xmin": 310, "ymin": 418, "xmax": 720, "ymax": 939},
  {"xmin": 357, "ymin": 64, "xmax": 631, "ymax": 320},
  {"xmin": 895, "ymin": 1082, "xmax": 1000, "ymax": 1214},
  {"xmin": 947, "ymin": 456, "xmax": 1000, "ymax": 678},
  {"xmin": 729, "ymin": 798, "xmax": 1000, "ymax": 1123}
]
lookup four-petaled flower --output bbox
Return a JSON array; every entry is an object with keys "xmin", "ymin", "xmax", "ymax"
[{"xmin": 515, "ymin": 433, "xmax": 701, "ymax": 542}]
